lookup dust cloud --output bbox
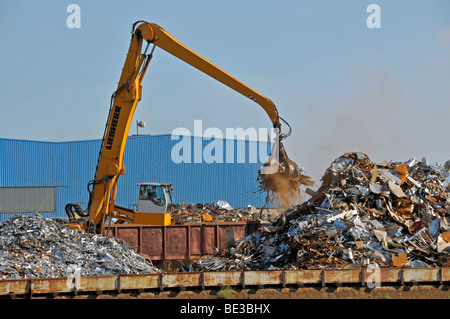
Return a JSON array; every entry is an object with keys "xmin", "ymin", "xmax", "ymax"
[
  {"xmin": 259, "ymin": 170, "xmax": 314, "ymax": 210},
  {"xmin": 261, "ymin": 65, "xmax": 450, "ymax": 210},
  {"xmin": 288, "ymin": 67, "xmax": 412, "ymax": 186}
]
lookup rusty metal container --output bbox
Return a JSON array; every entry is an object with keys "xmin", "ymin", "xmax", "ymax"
[{"xmin": 106, "ymin": 221, "xmax": 260, "ymax": 261}]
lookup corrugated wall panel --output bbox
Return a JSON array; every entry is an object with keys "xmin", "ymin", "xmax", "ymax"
[
  {"xmin": 0, "ymin": 187, "xmax": 55, "ymax": 213},
  {"xmin": 118, "ymin": 135, "xmax": 271, "ymax": 208},
  {"xmin": 0, "ymin": 136, "xmax": 272, "ymax": 222}
]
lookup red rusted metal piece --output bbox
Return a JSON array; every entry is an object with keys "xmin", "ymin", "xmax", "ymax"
[{"xmin": 1, "ymin": 267, "xmax": 450, "ymax": 296}]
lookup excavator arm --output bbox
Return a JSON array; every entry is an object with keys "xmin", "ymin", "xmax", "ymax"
[
  {"xmin": 135, "ymin": 22, "xmax": 281, "ymax": 126},
  {"xmin": 70, "ymin": 21, "xmax": 306, "ymax": 233}
]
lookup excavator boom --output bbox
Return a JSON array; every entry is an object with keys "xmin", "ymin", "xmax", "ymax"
[
  {"xmin": 136, "ymin": 22, "xmax": 281, "ymax": 126},
  {"xmin": 67, "ymin": 21, "xmax": 306, "ymax": 233}
]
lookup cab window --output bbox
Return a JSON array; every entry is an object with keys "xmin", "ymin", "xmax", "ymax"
[{"xmin": 139, "ymin": 185, "xmax": 165, "ymax": 206}]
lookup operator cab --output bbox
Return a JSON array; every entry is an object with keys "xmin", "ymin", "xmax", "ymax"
[{"xmin": 137, "ymin": 183, "xmax": 173, "ymax": 214}]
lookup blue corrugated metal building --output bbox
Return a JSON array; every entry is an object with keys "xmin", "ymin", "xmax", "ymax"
[{"xmin": 0, "ymin": 135, "xmax": 271, "ymax": 222}]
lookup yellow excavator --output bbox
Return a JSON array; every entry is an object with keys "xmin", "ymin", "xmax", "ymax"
[{"xmin": 65, "ymin": 21, "xmax": 308, "ymax": 234}]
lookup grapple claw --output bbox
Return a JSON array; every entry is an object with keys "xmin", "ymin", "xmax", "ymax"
[{"xmin": 258, "ymin": 141, "xmax": 314, "ymax": 208}]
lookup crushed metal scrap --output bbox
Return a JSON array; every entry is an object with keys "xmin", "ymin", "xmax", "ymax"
[
  {"xmin": 186, "ymin": 152, "xmax": 450, "ymax": 272},
  {"xmin": 170, "ymin": 200, "xmax": 266, "ymax": 224},
  {"xmin": 0, "ymin": 214, "xmax": 160, "ymax": 280}
]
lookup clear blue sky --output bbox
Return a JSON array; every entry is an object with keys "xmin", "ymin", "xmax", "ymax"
[{"xmin": 1, "ymin": 0, "xmax": 449, "ymax": 183}]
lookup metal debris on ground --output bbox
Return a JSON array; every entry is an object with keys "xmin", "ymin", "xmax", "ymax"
[
  {"xmin": 171, "ymin": 201, "xmax": 264, "ymax": 224},
  {"xmin": 187, "ymin": 152, "xmax": 450, "ymax": 271},
  {"xmin": 0, "ymin": 214, "xmax": 160, "ymax": 280}
]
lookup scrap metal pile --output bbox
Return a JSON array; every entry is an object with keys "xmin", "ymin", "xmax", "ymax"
[
  {"xmin": 188, "ymin": 152, "xmax": 450, "ymax": 271},
  {"xmin": 171, "ymin": 201, "xmax": 262, "ymax": 224},
  {"xmin": 0, "ymin": 214, "xmax": 160, "ymax": 280}
]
